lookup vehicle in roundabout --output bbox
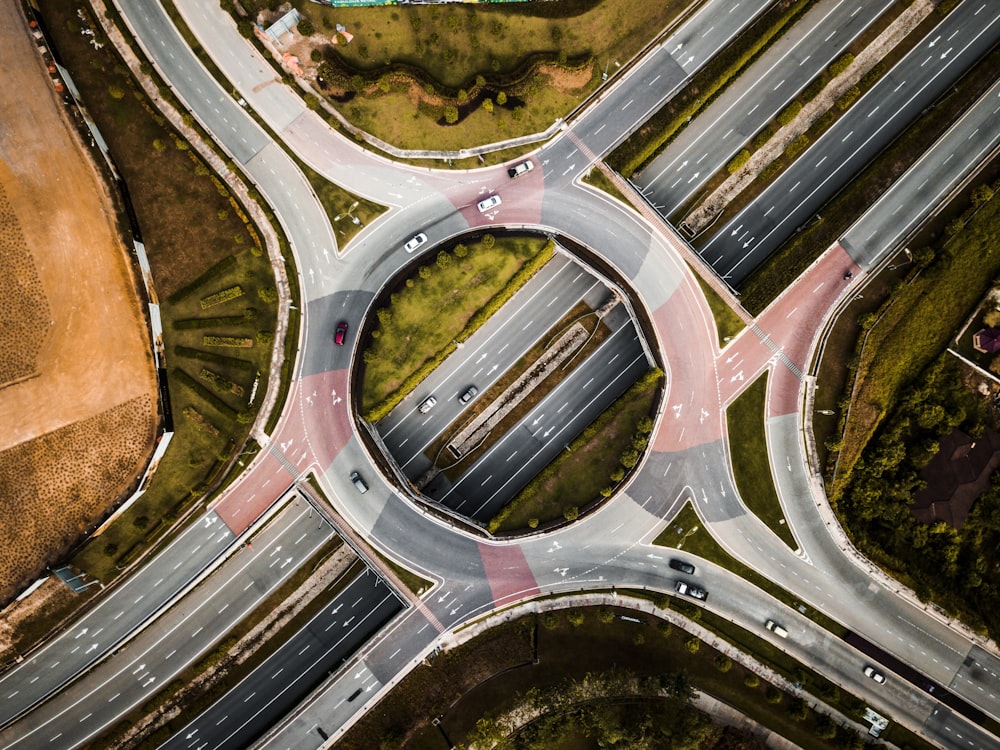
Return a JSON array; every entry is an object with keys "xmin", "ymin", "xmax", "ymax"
[
  {"xmin": 477, "ymin": 194, "xmax": 502, "ymax": 212},
  {"xmin": 674, "ymin": 580, "xmax": 708, "ymax": 601},
  {"xmin": 334, "ymin": 321, "xmax": 348, "ymax": 346},
  {"xmin": 404, "ymin": 232, "xmax": 428, "ymax": 253}
]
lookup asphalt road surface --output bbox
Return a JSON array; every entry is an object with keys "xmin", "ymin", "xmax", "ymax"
[
  {"xmin": 0, "ymin": 513, "xmax": 234, "ymax": 729},
  {"xmin": 698, "ymin": 0, "xmax": 1000, "ymax": 285},
  {"xmin": 637, "ymin": 0, "xmax": 897, "ymax": 217},
  {"xmin": 161, "ymin": 570, "xmax": 402, "ymax": 750}
]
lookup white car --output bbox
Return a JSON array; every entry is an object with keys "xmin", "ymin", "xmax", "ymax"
[
  {"xmin": 864, "ymin": 666, "xmax": 886, "ymax": 684},
  {"xmin": 404, "ymin": 233, "xmax": 427, "ymax": 253},
  {"xmin": 418, "ymin": 396, "xmax": 437, "ymax": 414},
  {"xmin": 508, "ymin": 160, "xmax": 534, "ymax": 178},
  {"xmin": 477, "ymin": 195, "xmax": 502, "ymax": 212}
]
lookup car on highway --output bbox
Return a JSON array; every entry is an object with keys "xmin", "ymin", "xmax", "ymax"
[
  {"xmin": 404, "ymin": 232, "xmax": 428, "ymax": 253},
  {"xmin": 864, "ymin": 665, "xmax": 886, "ymax": 684},
  {"xmin": 669, "ymin": 558, "xmax": 695, "ymax": 575},
  {"xmin": 458, "ymin": 386, "xmax": 478, "ymax": 404},
  {"xmin": 477, "ymin": 194, "xmax": 502, "ymax": 212},
  {"xmin": 765, "ymin": 619, "xmax": 788, "ymax": 638},
  {"xmin": 674, "ymin": 580, "xmax": 707, "ymax": 601},
  {"xmin": 418, "ymin": 396, "xmax": 438, "ymax": 414},
  {"xmin": 334, "ymin": 321, "xmax": 348, "ymax": 346},
  {"xmin": 350, "ymin": 471, "xmax": 368, "ymax": 494},
  {"xmin": 508, "ymin": 160, "xmax": 534, "ymax": 178}
]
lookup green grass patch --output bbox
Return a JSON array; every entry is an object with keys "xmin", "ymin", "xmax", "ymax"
[
  {"xmin": 727, "ymin": 373, "xmax": 797, "ymax": 549},
  {"xmin": 654, "ymin": 503, "xmax": 846, "ymax": 638},
  {"xmin": 491, "ymin": 370, "xmax": 661, "ymax": 532},
  {"xmin": 360, "ymin": 234, "xmax": 551, "ymax": 419},
  {"xmin": 285, "ymin": 0, "xmax": 690, "ymax": 150},
  {"xmin": 692, "ymin": 272, "xmax": 745, "ymax": 345},
  {"xmin": 581, "ymin": 166, "xmax": 629, "ymax": 205}
]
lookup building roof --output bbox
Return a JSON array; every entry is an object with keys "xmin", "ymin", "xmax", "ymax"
[
  {"xmin": 973, "ymin": 327, "xmax": 1000, "ymax": 353},
  {"xmin": 912, "ymin": 427, "xmax": 1000, "ymax": 528}
]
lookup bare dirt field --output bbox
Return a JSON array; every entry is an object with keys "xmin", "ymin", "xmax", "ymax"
[{"xmin": 0, "ymin": 0, "xmax": 156, "ymax": 604}]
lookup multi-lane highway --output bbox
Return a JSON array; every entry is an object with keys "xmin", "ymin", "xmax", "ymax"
[
  {"xmin": 637, "ymin": 0, "xmax": 898, "ymax": 217},
  {"xmin": 698, "ymin": 0, "xmax": 1000, "ymax": 285},
  {"xmin": 6, "ymin": 0, "xmax": 1000, "ymax": 747}
]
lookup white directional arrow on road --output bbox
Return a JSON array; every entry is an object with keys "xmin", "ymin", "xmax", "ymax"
[
  {"xmin": 941, "ymin": 48, "xmax": 951, "ymax": 59},
  {"xmin": 532, "ymin": 414, "xmax": 545, "ymax": 426},
  {"xmin": 74, "ymin": 628, "xmax": 88, "ymax": 639}
]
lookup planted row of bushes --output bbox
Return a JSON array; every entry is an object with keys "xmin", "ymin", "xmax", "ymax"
[
  {"xmin": 203, "ymin": 335, "xmax": 253, "ymax": 348},
  {"xmin": 173, "ymin": 368, "xmax": 238, "ymax": 419},
  {"xmin": 609, "ymin": 0, "xmax": 814, "ymax": 176},
  {"xmin": 174, "ymin": 345, "xmax": 254, "ymax": 370},
  {"xmin": 166, "ymin": 255, "xmax": 236, "ymax": 304},
  {"xmin": 362, "ymin": 239, "xmax": 555, "ymax": 423},
  {"xmin": 200, "ymin": 285, "xmax": 244, "ymax": 309}
]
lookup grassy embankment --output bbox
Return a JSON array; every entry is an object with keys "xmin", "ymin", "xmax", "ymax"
[
  {"xmin": 232, "ymin": 0, "xmax": 691, "ymax": 154},
  {"xmin": 360, "ymin": 234, "xmax": 552, "ymax": 420},
  {"xmin": 726, "ymin": 373, "xmax": 797, "ymax": 549}
]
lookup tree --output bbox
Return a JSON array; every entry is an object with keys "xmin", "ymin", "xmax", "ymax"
[
  {"xmin": 971, "ymin": 184, "xmax": 994, "ymax": 207},
  {"xmin": 444, "ymin": 105, "xmax": 459, "ymax": 124},
  {"xmin": 496, "ymin": 90, "xmax": 507, "ymax": 106},
  {"xmin": 297, "ymin": 18, "xmax": 314, "ymax": 36},
  {"xmin": 481, "ymin": 233, "xmax": 495, "ymax": 249},
  {"xmin": 108, "ymin": 84, "xmax": 125, "ymax": 100},
  {"xmin": 684, "ymin": 636, "xmax": 700, "ymax": 653},
  {"xmin": 567, "ymin": 609, "xmax": 585, "ymax": 626},
  {"xmin": 482, "ymin": 97, "xmax": 494, "ymax": 114}
]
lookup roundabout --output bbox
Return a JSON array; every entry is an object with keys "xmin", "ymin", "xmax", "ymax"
[{"xmin": 4, "ymin": 0, "xmax": 1000, "ymax": 748}]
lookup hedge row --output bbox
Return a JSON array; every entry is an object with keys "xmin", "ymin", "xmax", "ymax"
[
  {"xmin": 174, "ymin": 345, "xmax": 254, "ymax": 370},
  {"xmin": 726, "ymin": 149, "xmax": 751, "ymax": 175},
  {"xmin": 362, "ymin": 240, "xmax": 556, "ymax": 423},
  {"xmin": 173, "ymin": 315, "xmax": 247, "ymax": 330},
  {"xmin": 487, "ymin": 368, "xmax": 663, "ymax": 533},
  {"xmin": 775, "ymin": 100, "xmax": 803, "ymax": 128},
  {"xmin": 200, "ymin": 285, "xmax": 244, "ymax": 309},
  {"xmin": 166, "ymin": 255, "xmax": 236, "ymax": 304},
  {"xmin": 173, "ymin": 367, "xmax": 238, "ymax": 418},
  {"xmin": 610, "ymin": 0, "xmax": 814, "ymax": 176},
  {"xmin": 203, "ymin": 336, "xmax": 253, "ymax": 348}
]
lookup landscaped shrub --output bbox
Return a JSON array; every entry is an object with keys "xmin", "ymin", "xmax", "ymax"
[
  {"xmin": 827, "ymin": 52, "xmax": 854, "ymax": 78},
  {"xmin": 201, "ymin": 284, "xmax": 243, "ymax": 310},
  {"xmin": 684, "ymin": 636, "xmax": 700, "ymax": 653},
  {"xmin": 174, "ymin": 346, "xmax": 254, "ymax": 370},
  {"xmin": 784, "ymin": 134, "xmax": 810, "ymax": 159},
  {"xmin": 836, "ymin": 86, "xmax": 861, "ymax": 111},
  {"xmin": 203, "ymin": 336, "xmax": 253, "ymax": 348},
  {"xmin": 776, "ymin": 100, "xmax": 802, "ymax": 127},
  {"xmin": 726, "ymin": 149, "xmax": 751, "ymax": 175},
  {"xmin": 167, "ymin": 255, "xmax": 236, "ymax": 303}
]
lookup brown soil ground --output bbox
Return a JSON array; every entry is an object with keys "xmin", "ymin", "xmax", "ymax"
[{"xmin": 0, "ymin": 0, "xmax": 156, "ymax": 603}]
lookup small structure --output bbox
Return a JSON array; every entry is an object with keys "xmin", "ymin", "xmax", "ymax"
[
  {"xmin": 973, "ymin": 327, "xmax": 1000, "ymax": 354},
  {"xmin": 911, "ymin": 428, "xmax": 1000, "ymax": 528},
  {"xmin": 263, "ymin": 8, "xmax": 301, "ymax": 46}
]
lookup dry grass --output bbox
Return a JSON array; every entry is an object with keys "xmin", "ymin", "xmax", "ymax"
[
  {"xmin": 0, "ymin": 182, "xmax": 49, "ymax": 385},
  {"xmin": 0, "ymin": 396, "xmax": 155, "ymax": 603}
]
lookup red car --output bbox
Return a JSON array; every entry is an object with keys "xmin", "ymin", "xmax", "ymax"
[{"xmin": 334, "ymin": 321, "xmax": 348, "ymax": 346}]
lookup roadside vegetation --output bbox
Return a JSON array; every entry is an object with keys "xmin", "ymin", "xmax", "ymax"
[
  {"xmin": 490, "ymin": 370, "xmax": 661, "ymax": 533},
  {"xmin": 226, "ymin": 0, "xmax": 691, "ymax": 152},
  {"xmin": 334, "ymin": 604, "xmax": 881, "ymax": 750},
  {"xmin": 38, "ymin": 1, "xmax": 277, "ymax": 583},
  {"xmin": 818, "ymin": 175, "xmax": 1000, "ymax": 640},
  {"xmin": 693, "ymin": 274, "xmax": 746, "ymax": 347},
  {"xmin": 607, "ymin": 0, "xmax": 815, "ymax": 177},
  {"xmin": 737, "ymin": 40, "xmax": 1000, "ymax": 313},
  {"xmin": 726, "ymin": 374, "xmax": 797, "ymax": 549},
  {"xmin": 360, "ymin": 234, "xmax": 552, "ymax": 421}
]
